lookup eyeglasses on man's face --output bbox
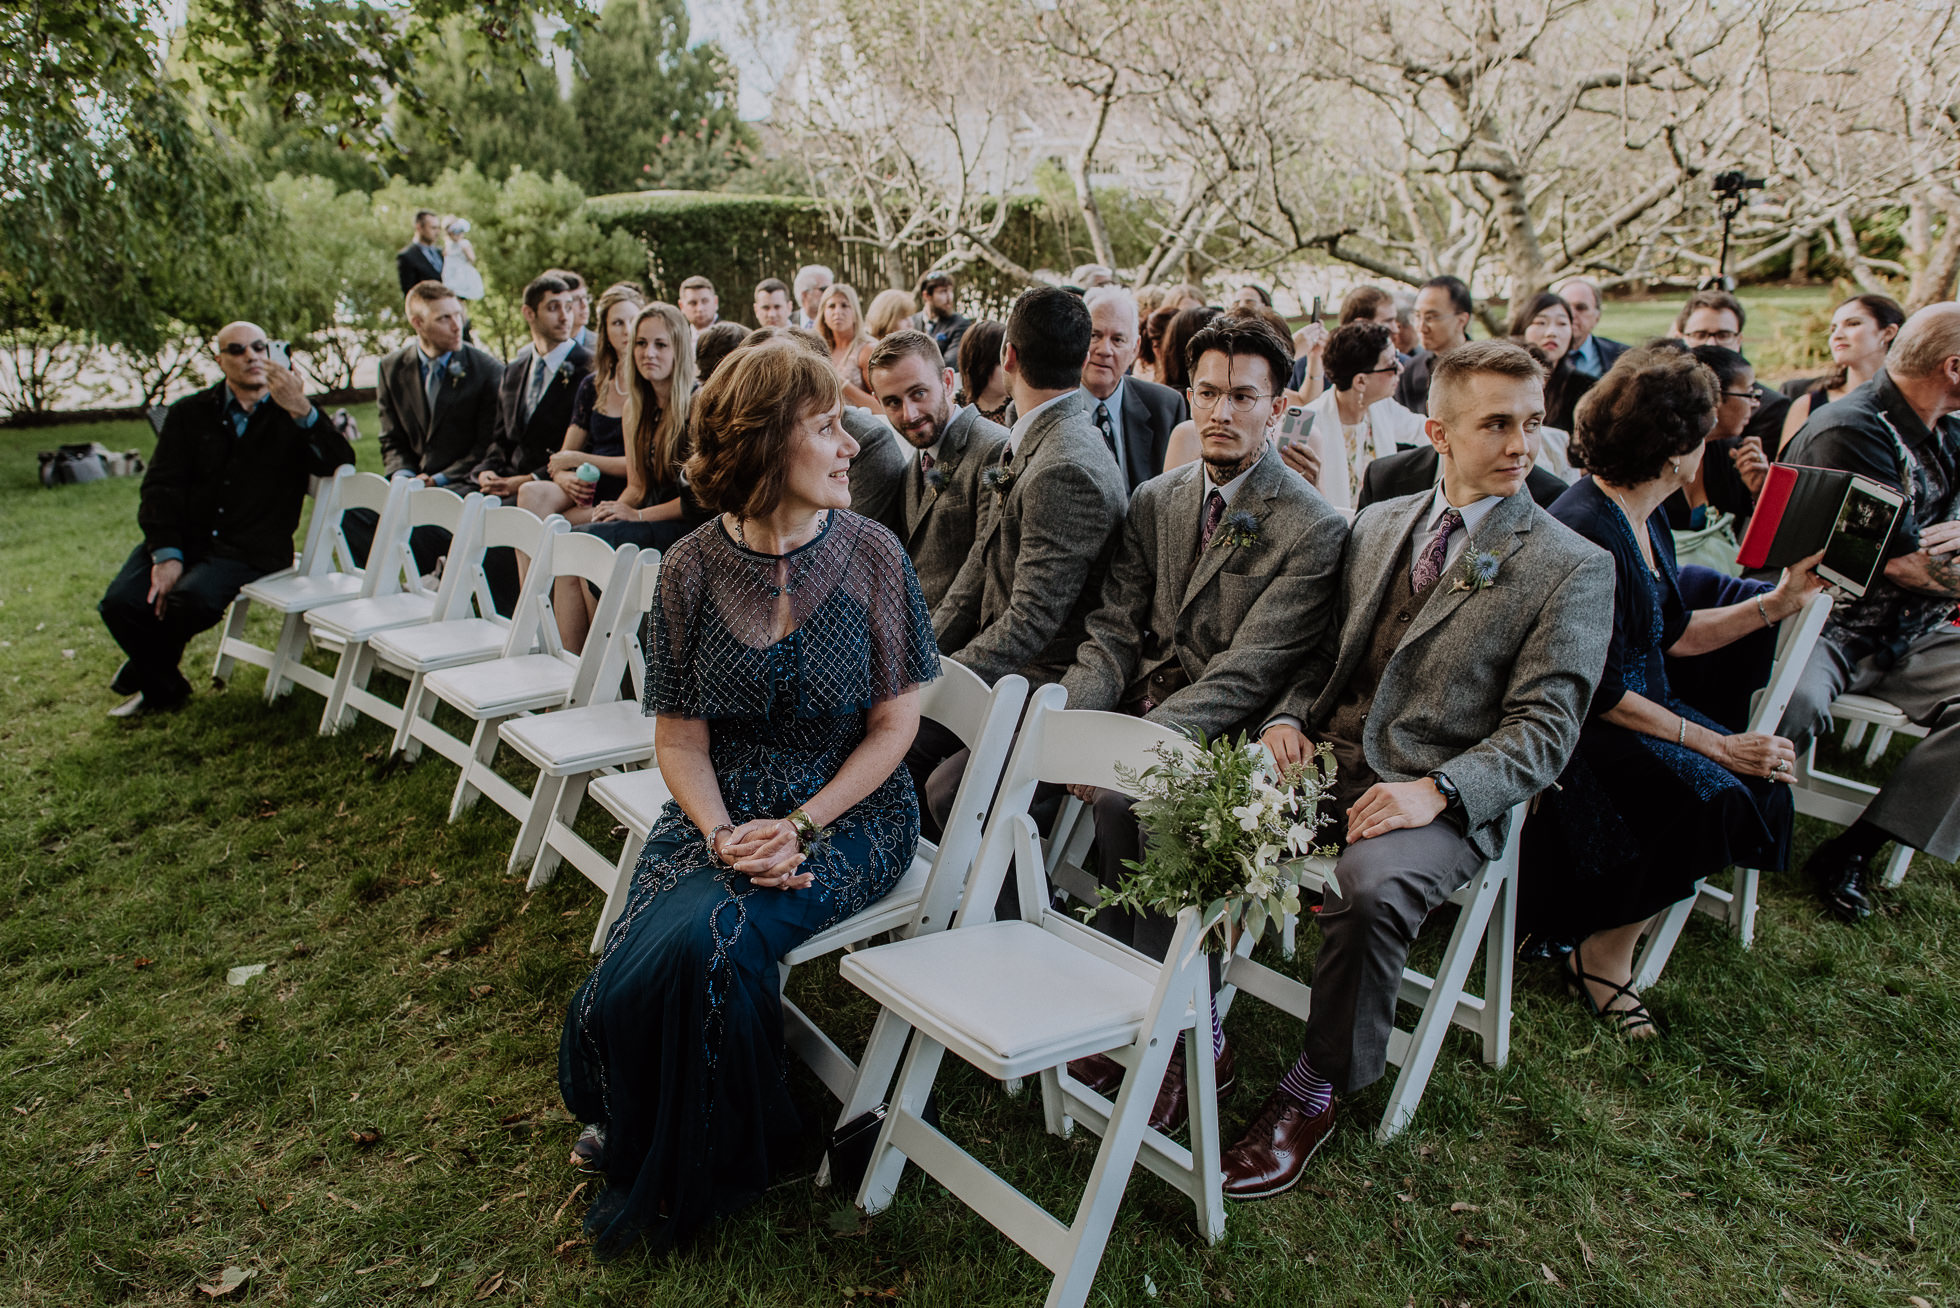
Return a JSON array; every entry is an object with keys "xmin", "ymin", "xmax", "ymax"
[
  {"xmin": 218, "ymin": 340, "xmax": 269, "ymax": 357},
  {"xmin": 1360, "ymin": 360, "xmax": 1402, "ymax": 375},
  {"xmin": 1722, "ymin": 388, "xmax": 1761, "ymax": 405},
  {"xmin": 1684, "ymin": 329, "xmax": 1741, "ymax": 346},
  {"xmin": 1189, "ymin": 386, "xmax": 1272, "ymax": 414}
]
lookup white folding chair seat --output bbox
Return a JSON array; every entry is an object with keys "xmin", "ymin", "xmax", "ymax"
[
  {"xmin": 497, "ymin": 553, "xmax": 664, "ymax": 881},
  {"xmin": 309, "ymin": 487, "xmax": 486, "ymax": 736},
  {"xmin": 843, "ymin": 687, "xmax": 1222, "ymax": 1308},
  {"xmin": 371, "ymin": 506, "xmax": 558, "ymax": 760},
  {"xmin": 212, "ymin": 467, "xmax": 402, "ymax": 703},
  {"xmin": 1632, "ymin": 592, "xmax": 1833, "ymax": 988},
  {"xmin": 1791, "ymin": 686, "xmax": 1926, "ymax": 890},
  {"xmin": 414, "ymin": 532, "xmax": 640, "ymax": 826}
]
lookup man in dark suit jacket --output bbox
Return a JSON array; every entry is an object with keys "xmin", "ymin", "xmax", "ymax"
[
  {"xmin": 1080, "ymin": 285, "xmax": 1188, "ymax": 492},
  {"xmin": 865, "ymin": 330, "xmax": 1010, "ymax": 608},
  {"xmin": 471, "ymin": 273, "xmax": 590, "ymax": 497},
  {"xmin": 99, "ymin": 322, "xmax": 356, "ymax": 716},
  {"xmin": 1357, "ymin": 441, "xmax": 1571, "ymax": 512},
  {"xmin": 1395, "ymin": 276, "xmax": 1474, "ymax": 415},
  {"xmin": 396, "ymin": 210, "xmax": 448, "ymax": 296},
  {"xmin": 1555, "ymin": 277, "xmax": 1628, "ymax": 379}
]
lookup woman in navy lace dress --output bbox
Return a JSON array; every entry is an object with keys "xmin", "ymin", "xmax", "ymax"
[
  {"xmin": 1521, "ymin": 346, "xmax": 1821, "ymax": 1036},
  {"xmin": 559, "ymin": 342, "xmax": 939, "ymax": 1254}
]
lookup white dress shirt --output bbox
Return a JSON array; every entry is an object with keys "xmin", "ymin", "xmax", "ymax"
[
  {"xmin": 1082, "ymin": 378, "xmax": 1127, "ymax": 481},
  {"xmin": 1419, "ymin": 484, "xmax": 1504, "ymax": 573}
]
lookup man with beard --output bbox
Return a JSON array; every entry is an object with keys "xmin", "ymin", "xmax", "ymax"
[
  {"xmin": 865, "ymin": 330, "xmax": 1009, "ymax": 608},
  {"xmin": 1055, "ymin": 311, "xmax": 1350, "ymax": 1134}
]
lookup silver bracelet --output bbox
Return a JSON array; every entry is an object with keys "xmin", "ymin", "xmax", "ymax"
[
  {"xmin": 1755, "ymin": 594, "xmax": 1774, "ymax": 628},
  {"xmin": 1677, "ymin": 715, "xmax": 1688, "ymax": 747}
]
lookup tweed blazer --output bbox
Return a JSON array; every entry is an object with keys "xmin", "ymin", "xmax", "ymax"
[
  {"xmin": 1275, "ymin": 487, "xmax": 1614, "ymax": 860},
  {"xmin": 374, "ymin": 342, "xmax": 503, "ymax": 482},
  {"xmin": 1061, "ymin": 448, "xmax": 1349, "ymax": 742},
  {"xmin": 933, "ymin": 389, "xmax": 1128, "ymax": 684},
  {"xmin": 884, "ymin": 404, "xmax": 1010, "ymax": 610}
]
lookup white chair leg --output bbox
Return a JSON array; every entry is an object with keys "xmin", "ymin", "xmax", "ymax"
[
  {"xmin": 1281, "ymin": 907, "xmax": 1298, "ymax": 961},
  {"xmin": 590, "ymin": 834, "xmax": 642, "ymax": 953},
  {"xmin": 1631, "ymin": 888, "xmax": 1699, "ymax": 993},
  {"xmin": 211, "ymin": 598, "xmax": 250, "ymax": 686},
  {"xmin": 1038, "ymin": 1066, "xmax": 1073, "ymax": 1140},
  {"xmin": 449, "ymin": 719, "xmax": 497, "ymax": 820},
  {"xmin": 318, "ymin": 640, "xmax": 368, "ymax": 736},
  {"xmin": 1181, "ymin": 1018, "xmax": 1225, "ymax": 1242},
  {"xmin": 1881, "ymin": 843, "xmax": 1914, "ymax": 889},
  {"xmin": 857, "ymin": 1031, "xmax": 947, "ymax": 1216},
  {"xmin": 1863, "ymin": 726, "xmax": 1896, "ymax": 768},
  {"xmin": 1377, "ymin": 884, "xmax": 1496, "ymax": 1143},
  {"xmin": 1480, "ymin": 872, "xmax": 1514, "ymax": 1068},
  {"xmin": 1728, "ymin": 866, "xmax": 1760, "ymax": 947},
  {"xmin": 395, "ymin": 674, "xmax": 435, "ymax": 761},
  {"xmin": 517, "ymin": 774, "xmax": 573, "ymax": 884},
  {"xmin": 1842, "ymin": 720, "xmax": 1869, "ymax": 750},
  {"xmin": 263, "ymin": 613, "xmax": 308, "ymax": 703}
]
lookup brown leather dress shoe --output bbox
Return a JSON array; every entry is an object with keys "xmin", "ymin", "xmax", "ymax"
[
  {"xmin": 1147, "ymin": 1037, "xmax": 1235, "ymax": 1134},
  {"xmin": 1220, "ymin": 1091, "xmax": 1335, "ymax": 1199},
  {"xmin": 1066, "ymin": 1052, "xmax": 1125, "ymax": 1096}
]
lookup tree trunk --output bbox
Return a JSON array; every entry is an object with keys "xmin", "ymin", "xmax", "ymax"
[
  {"xmin": 1788, "ymin": 232, "xmax": 1809, "ymax": 284},
  {"xmin": 1487, "ymin": 166, "xmax": 1546, "ymax": 300},
  {"xmin": 1068, "ymin": 72, "xmax": 1119, "ymax": 272},
  {"xmin": 1906, "ymin": 196, "xmax": 1960, "ymax": 312}
]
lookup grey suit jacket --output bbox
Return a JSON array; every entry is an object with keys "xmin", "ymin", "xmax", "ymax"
[
  {"xmin": 887, "ymin": 405, "xmax": 1009, "ymax": 610},
  {"xmin": 375, "ymin": 342, "xmax": 503, "ymax": 481},
  {"xmin": 933, "ymin": 390, "xmax": 1128, "ymax": 684},
  {"xmin": 844, "ymin": 406, "xmax": 908, "ymax": 528},
  {"xmin": 1276, "ymin": 488, "xmax": 1614, "ymax": 860},
  {"xmin": 1061, "ymin": 448, "xmax": 1349, "ymax": 742}
]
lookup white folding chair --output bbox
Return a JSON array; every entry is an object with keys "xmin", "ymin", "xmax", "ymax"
[
  {"xmin": 1219, "ymin": 801, "xmax": 1525, "ymax": 1143},
  {"xmin": 1794, "ymin": 692, "xmax": 1926, "ymax": 890},
  {"xmin": 309, "ymin": 487, "xmax": 486, "ymax": 735},
  {"xmin": 415, "ymin": 533, "xmax": 640, "ymax": 826},
  {"xmin": 212, "ymin": 467, "xmax": 405, "ymax": 702},
  {"xmin": 842, "ymin": 687, "xmax": 1223, "ymax": 1308},
  {"xmin": 1632, "ymin": 591, "xmax": 1832, "ymax": 988},
  {"xmin": 369, "ymin": 506, "xmax": 559, "ymax": 761},
  {"xmin": 498, "ymin": 551, "xmax": 663, "ymax": 882}
]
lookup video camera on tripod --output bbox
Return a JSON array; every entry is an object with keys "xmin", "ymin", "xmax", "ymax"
[{"xmin": 1702, "ymin": 170, "xmax": 1768, "ymax": 291}]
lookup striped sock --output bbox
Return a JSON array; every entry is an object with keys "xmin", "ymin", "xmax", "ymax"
[{"xmin": 1277, "ymin": 1052, "xmax": 1332, "ymax": 1115}]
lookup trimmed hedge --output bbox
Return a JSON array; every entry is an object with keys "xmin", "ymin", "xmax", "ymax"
[{"xmin": 584, "ymin": 190, "xmax": 1078, "ymax": 322}]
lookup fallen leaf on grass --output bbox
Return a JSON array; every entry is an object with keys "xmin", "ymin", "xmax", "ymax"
[
  {"xmin": 471, "ymin": 985, "xmax": 494, "ymax": 999},
  {"xmin": 825, "ymin": 1205, "xmax": 868, "ymax": 1235},
  {"xmin": 132, "ymin": 958, "xmax": 153, "ymax": 970},
  {"xmin": 197, "ymin": 1266, "xmax": 255, "ymax": 1298},
  {"xmin": 226, "ymin": 964, "xmax": 269, "ymax": 986},
  {"xmin": 1540, "ymin": 1264, "xmax": 1562, "ymax": 1287},
  {"xmin": 552, "ymin": 1182, "xmax": 588, "ymax": 1224},
  {"xmin": 419, "ymin": 1269, "xmax": 442, "ymax": 1289},
  {"xmin": 1907, "ymin": 1297, "xmax": 1933, "ymax": 1308},
  {"xmin": 552, "ymin": 1239, "xmax": 586, "ymax": 1259},
  {"xmin": 347, "ymin": 1128, "xmax": 381, "ymax": 1147},
  {"xmin": 1449, "ymin": 1201, "xmax": 1480, "ymax": 1213},
  {"xmin": 472, "ymin": 1271, "xmax": 504, "ymax": 1299},
  {"xmin": 1579, "ymin": 1233, "xmax": 1595, "ymax": 1267}
]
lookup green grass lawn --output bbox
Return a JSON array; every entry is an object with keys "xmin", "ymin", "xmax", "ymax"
[
  {"xmin": 1598, "ymin": 287, "xmax": 1836, "ymax": 381},
  {"xmin": 3, "ymin": 411, "xmax": 1956, "ymax": 1307}
]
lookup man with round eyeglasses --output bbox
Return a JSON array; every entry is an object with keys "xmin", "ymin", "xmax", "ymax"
[{"xmin": 97, "ymin": 323, "xmax": 353, "ymax": 717}]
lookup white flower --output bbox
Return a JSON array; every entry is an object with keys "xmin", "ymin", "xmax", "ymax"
[
  {"xmin": 1231, "ymin": 802, "xmax": 1263, "ymax": 833},
  {"xmin": 1287, "ymin": 821, "xmax": 1315, "ymax": 853}
]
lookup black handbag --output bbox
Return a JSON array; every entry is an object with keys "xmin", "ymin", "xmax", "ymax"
[{"xmin": 824, "ymin": 1094, "xmax": 939, "ymax": 1195}]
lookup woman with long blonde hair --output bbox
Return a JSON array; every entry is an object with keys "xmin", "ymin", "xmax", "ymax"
[{"xmin": 818, "ymin": 283, "xmax": 877, "ymax": 407}]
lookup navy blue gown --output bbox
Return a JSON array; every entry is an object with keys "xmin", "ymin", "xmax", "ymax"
[
  {"xmin": 1519, "ymin": 478, "xmax": 1793, "ymax": 943},
  {"xmin": 559, "ymin": 510, "xmax": 939, "ymax": 1254}
]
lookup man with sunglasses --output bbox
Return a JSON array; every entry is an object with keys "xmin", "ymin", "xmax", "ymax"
[{"xmin": 99, "ymin": 323, "xmax": 354, "ymax": 717}]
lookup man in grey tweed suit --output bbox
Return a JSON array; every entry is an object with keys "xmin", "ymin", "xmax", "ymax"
[
  {"xmin": 864, "ymin": 329, "xmax": 1009, "ymax": 609},
  {"xmin": 1059, "ymin": 313, "xmax": 1350, "ymax": 1134},
  {"xmin": 1224, "ymin": 341, "xmax": 1614, "ymax": 1200},
  {"xmin": 911, "ymin": 285, "xmax": 1128, "ymax": 829}
]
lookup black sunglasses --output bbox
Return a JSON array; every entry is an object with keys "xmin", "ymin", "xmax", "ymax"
[{"xmin": 218, "ymin": 340, "xmax": 270, "ymax": 357}]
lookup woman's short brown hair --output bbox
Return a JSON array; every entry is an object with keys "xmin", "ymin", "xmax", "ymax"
[
  {"xmin": 685, "ymin": 343, "xmax": 842, "ymax": 519},
  {"xmin": 1570, "ymin": 345, "xmax": 1717, "ymax": 486}
]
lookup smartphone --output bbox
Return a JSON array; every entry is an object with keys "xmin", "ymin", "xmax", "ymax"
[
  {"xmin": 1818, "ymin": 477, "xmax": 1906, "ymax": 597},
  {"xmin": 1310, "ymin": 295, "xmax": 1323, "ymax": 323},
  {"xmin": 1276, "ymin": 405, "xmax": 1314, "ymax": 449},
  {"xmin": 267, "ymin": 340, "xmax": 291, "ymax": 370}
]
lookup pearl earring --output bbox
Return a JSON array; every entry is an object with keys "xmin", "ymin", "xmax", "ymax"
[{"xmin": 1671, "ymin": 458, "xmax": 1682, "ymax": 475}]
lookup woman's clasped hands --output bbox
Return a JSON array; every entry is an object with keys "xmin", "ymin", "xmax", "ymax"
[{"xmin": 712, "ymin": 818, "xmax": 814, "ymax": 890}]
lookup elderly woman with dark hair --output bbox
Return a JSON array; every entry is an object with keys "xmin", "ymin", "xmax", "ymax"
[
  {"xmin": 1521, "ymin": 346, "xmax": 1823, "ymax": 1037},
  {"xmin": 559, "ymin": 342, "xmax": 940, "ymax": 1254}
]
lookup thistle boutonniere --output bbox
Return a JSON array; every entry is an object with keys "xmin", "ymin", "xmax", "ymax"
[
  {"xmin": 445, "ymin": 357, "xmax": 467, "ymax": 388},
  {"xmin": 981, "ymin": 460, "xmax": 1017, "ymax": 498},
  {"xmin": 1451, "ymin": 549, "xmax": 1502, "ymax": 593},
  {"xmin": 556, "ymin": 360, "xmax": 575, "ymax": 386},
  {"xmin": 1219, "ymin": 509, "xmax": 1262, "ymax": 551},
  {"xmin": 923, "ymin": 465, "xmax": 948, "ymax": 494}
]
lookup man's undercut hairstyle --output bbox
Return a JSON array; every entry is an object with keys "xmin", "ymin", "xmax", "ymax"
[
  {"xmin": 1423, "ymin": 274, "xmax": 1474, "ymax": 318},
  {"xmin": 405, "ymin": 280, "xmax": 458, "ymax": 320},
  {"xmin": 1570, "ymin": 345, "xmax": 1716, "ymax": 484},
  {"xmin": 523, "ymin": 273, "xmax": 573, "ymax": 313},
  {"xmin": 685, "ymin": 343, "xmax": 841, "ymax": 520},
  {"xmin": 1674, "ymin": 288, "xmax": 1745, "ymax": 333},
  {"xmin": 1082, "ymin": 284, "xmax": 1139, "ymax": 329},
  {"xmin": 1324, "ymin": 321, "xmax": 1395, "ymax": 391},
  {"xmin": 679, "ymin": 275, "xmax": 716, "ymax": 294},
  {"xmin": 754, "ymin": 277, "xmax": 788, "ymax": 299},
  {"xmin": 917, "ymin": 271, "xmax": 954, "ymax": 296},
  {"xmin": 414, "ymin": 208, "xmax": 437, "ymax": 223},
  {"xmin": 1004, "ymin": 285, "xmax": 1093, "ymax": 391},
  {"xmin": 1689, "ymin": 343, "xmax": 1751, "ymax": 390},
  {"xmin": 867, "ymin": 329, "xmax": 947, "ymax": 379},
  {"xmin": 1338, "ymin": 285, "xmax": 1394, "ymax": 325},
  {"xmin": 1185, "ymin": 312, "xmax": 1294, "ymax": 395},
  {"xmin": 1886, "ymin": 304, "xmax": 1960, "ymax": 380},
  {"xmin": 1428, "ymin": 339, "xmax": 1545, "ymax": 424}
]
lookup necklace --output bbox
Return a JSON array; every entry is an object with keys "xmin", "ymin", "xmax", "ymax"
[
  {"xmin": 1602, "ymin": 483, "xmax": 1659, "ymax": 576},
  {"xmin": 734, "ymin": 510, "xmax": 827, "ymax": 555},
  {"xmin": 610, "ymin": 371, "xmax": 629, "ymax": 399}
]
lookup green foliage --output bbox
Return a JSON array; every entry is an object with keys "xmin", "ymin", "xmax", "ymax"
[
  {"xmin": 1029, "ymin": 158, "xmax": 1169, "ymax": 272},
  {"xmin": 385, "ymin": 19, "xmax": 580, "ymax": 190}
]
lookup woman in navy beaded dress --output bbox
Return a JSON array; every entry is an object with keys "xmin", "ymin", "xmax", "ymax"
[
  {"xmin": 560, "ymin": 341, "xmax": 939, "ymax": 1254},
  {"xmin": 1520, "ymin": 347, "xmax": 1821, "ymax": 1036}
]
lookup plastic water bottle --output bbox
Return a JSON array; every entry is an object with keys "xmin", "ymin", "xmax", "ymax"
[{"xmin": 576, "ymin": 463, "xmax": 601, "ymax": 485}]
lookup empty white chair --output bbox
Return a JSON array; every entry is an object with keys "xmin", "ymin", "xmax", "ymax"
[
  {"xmin": 414, "ymin": 532, "xmax": 640, "ymax": 826},
  {"xmin": 212, "ymin": 467, "xmax": 404, "ymax": 703},
  {"xmin": 309, "ymin": 487, "xmax": 486, "ymax": 736},
  {"xmin": 1796, "ymin": 693, "xmax": 1927, "ymax": 889},
  {"xmin": 498, "ymin": 550, "xmax": 663, "ymax": 882},
  {"xmin": 842, "ymin": 686, "xmax": 1223, "ymax": 1308},
  {"xmin": 369, "ymin": 507, "xmax": 560, "ymax": 761},
  {"xmin": 1632, "ymin": 591, "xmax": 1833, "ymax": 988}
]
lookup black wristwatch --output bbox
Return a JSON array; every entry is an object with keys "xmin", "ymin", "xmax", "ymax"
[{"xmin": 1428, "ymin": 771, "xmax": 1463, "ymax": 817}]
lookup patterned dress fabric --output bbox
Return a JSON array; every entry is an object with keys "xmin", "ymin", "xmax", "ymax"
[
  {"xmin": 1519, "ymin": 478, "xmax": 1792, "ymax": 943},
  {"xmin": 559, "ymin": 510, "xmax": 939, "ymax": 1254}
]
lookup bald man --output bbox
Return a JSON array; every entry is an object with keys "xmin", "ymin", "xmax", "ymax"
[
  {"xmin": 1552, "ymin": 278, "xmax": 1627, "ymax": 379},
  {"xmin": 98, "ymin": 322, "xmax": 354, "ymax": 716}
]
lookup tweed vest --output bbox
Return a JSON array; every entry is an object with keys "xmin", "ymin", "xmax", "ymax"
[{"xmin": 1320, "ymin": 534, "xmax": 1445, "ymax": 812}]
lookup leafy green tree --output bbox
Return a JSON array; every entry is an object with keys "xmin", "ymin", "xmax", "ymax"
[{"xmin": 387, "ymin": 20, "xmax": 580, "ymax": 189}]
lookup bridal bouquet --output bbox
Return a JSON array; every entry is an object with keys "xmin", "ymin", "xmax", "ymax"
[{"xmin": 1090, "ymin": 735, "xmax": 1339, "ymax": 953}]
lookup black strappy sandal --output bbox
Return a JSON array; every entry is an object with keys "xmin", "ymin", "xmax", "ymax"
[{"xmin": 1560, "ymin": 948, "xmax": 1658, "ymax": 1039}]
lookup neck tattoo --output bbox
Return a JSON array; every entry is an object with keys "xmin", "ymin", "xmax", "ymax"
[{"xmin": 1205, "ymin": 447, "xmax": 1262, "ymax": 486}]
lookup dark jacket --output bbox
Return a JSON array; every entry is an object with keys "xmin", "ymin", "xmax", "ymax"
[
  {"xmin": 375, "ymin": 342, "xmax": 504, "ymax": 481},
  {"xmin": 1394, "ymin": 348, "xmax": 1436, "ymax": 414},
  {"xmin": 475, "ymin": 343, "xmax": 593, "ymax": 483},
  {"xmin": 139, "ymin": 382, "xmax": 356, "ymax": 573},
  {"xmin": 1356, "ymin": 444, "xmax": 1571, "ymax": 513},
  {"xmin": 1105, "ymin": 376, "xmax": 1189, "ymax": 495},
  {"xmin": 397, "ymin": 242, "xmax": 447, "ymax": 296}
]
